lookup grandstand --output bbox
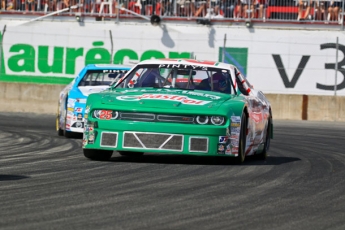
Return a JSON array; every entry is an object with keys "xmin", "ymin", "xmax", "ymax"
[{"xmin": 1, "ymin": 0, "xmax": 345, "ymax": 28}]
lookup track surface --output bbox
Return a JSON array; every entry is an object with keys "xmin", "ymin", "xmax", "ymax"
[{"xmin": 1, "ymin": 112, "xmax": 345, "ymax": 230}]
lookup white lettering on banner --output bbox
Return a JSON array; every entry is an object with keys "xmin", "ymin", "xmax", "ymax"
[{"xmin": 116, "ymin": 94, "xmax": 211, "ymax": 105}]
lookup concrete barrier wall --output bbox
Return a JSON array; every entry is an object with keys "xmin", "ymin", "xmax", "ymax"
[
  {"xmin": 1, "ymin": 82, "xmax": 345, "ymax": 121},
  {"xmin": 0, "ymin": 82, "xmax": 65, "ymax": 114}
]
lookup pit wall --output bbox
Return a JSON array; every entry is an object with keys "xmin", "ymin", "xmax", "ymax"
[{"xmin": 1, "ymin": 82, "xmax": 344, "ymax": 121}]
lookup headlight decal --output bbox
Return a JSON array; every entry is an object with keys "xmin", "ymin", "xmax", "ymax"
[
  {"xmin": 196, "ymin": 115, "xmax": 209, "ymax": 125},
  {"xmin": 196, "ymin": 115, "xmax": 225, "ymax": 125},
  {"xmin": 210, "ymin": 116, "xmax": 225, "ymax": 125},
  {"xmin": 93, "ymin": 110, "xmax": 119, "ymax": 120}
]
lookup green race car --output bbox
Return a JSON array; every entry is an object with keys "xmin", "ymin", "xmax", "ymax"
[{"xmin": 82, "ymin": 59, "xmax": 273, "ymax": 163}]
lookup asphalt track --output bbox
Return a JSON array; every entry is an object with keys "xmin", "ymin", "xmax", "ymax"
[{"xmin": 1, "ymin": 112, "xmax": 345, "ymax": 230}]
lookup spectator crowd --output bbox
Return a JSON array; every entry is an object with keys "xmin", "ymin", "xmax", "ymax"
[{"xmin": 1, "ymin": 0, "xmax": 344, "ymax": 23}]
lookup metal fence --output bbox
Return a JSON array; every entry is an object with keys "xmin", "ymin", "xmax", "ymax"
[{"xmin": 1, "ymin": 0, "xmax": 345, "ymax": 24}]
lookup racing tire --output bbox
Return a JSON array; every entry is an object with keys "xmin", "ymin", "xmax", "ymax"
[
  {"xmin": 56, "ymin": 116, "xmax": 64, "ymax": 136},
  {"xmin": 235, "ymin": 113, "xmax": 247, "ymax": 164},
  {"xmin": 83, "ymin": 149, "xmax": 113, "ymax": 161},
  {"xmin": 56, "ymin": 105, "xmax": 64, "ymax": 136},
  {"xmin": 257, "ymin": 115, "xmax": 272, "ymax": 160},
  {"xmin": 118, "ymin": 151, "xmax": 144, "ymax": 157}
]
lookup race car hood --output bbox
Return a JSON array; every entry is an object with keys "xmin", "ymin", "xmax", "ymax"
[
  {"xmin": 100, "ymin": 89, "xmax": 233, "ymax": 111},
  {"xmin": 78, "ymin": 86, "xmax": 110, "ymax": 97}
]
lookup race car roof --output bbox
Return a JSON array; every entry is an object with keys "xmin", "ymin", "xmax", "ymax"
[
  {"xmin": 85, "ymin": 64, "xmax": 132, "ymax": 70},
  {"xmin": 137, "ymin": 59, "xmax": 236, "ymax": 70}
]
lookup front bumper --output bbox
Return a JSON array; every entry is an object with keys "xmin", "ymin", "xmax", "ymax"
[{"xmin": 83, "ymin": 120, "xmax": 239, "ymax": 157}]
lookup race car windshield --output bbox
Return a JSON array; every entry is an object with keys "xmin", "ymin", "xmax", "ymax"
[
  {"xmin": 78, "ymin": 70, "xmax": 128, "ymax": 87},
  {"xmin": 114, "ymin": 64, "xmax": 235, "ymax": 94}
]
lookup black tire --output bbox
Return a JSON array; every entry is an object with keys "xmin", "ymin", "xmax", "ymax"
[
  {"xmin": 257, "ymin": 115, "xmax": 272, "ymax": 160},
  {"xmin": 118, "ymin": 151, "xmax": 144, "ymax": 157},
  {"xmin": 56, "ymin": 116, "xmax": 64, "ymax": 136},
  {"xmin": 56, "ymin": 105, "xmax": 64, "ymax": 136},
  {"xmin": 235, "ymin": 113, "xmax": 247, "ymax": 164},
  {"xmin": 83, "ymin": 149, "xmax": 113, "ymax": 161}
]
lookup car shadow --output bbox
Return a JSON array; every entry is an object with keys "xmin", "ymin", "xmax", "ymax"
[
  {"xmin": 0, "ymin": 175, "xmax": 30, "ymax": 181},
  {"xmin": 109, "ymin": 153, "xmax": 300, "ymax": 166}
]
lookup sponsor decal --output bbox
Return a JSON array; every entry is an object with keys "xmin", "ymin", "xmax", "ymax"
[
  {"xmin": 84, "ymin": 114, "xmax": 88, "ymax": 119},
  {"xmin": 88, "ymin": 133, "xmax": 94, "ymax": 144},
  {"xmin": 217, "ymin": 144, "xmax": 225, "ymax": 154},
  {"xmin": 1, "ymin": 42, "xmax": 190, "ymax": 79},
  {"xmin": 181, "ymin": 91, "xmax": 221, "ymax": 100},
  {"xmin": 67, "ymin": 98, "xmax": 76, "ymax": 108},
  {"xmin": 83, "ymin": 139, "xmax": 88, "ymax": 147},
  {"xmin": 67, "ymin": 111, "xmax": 74, "ymax": 116},
  {"xmin": 85, "ymin": 106, "xmax": 90, "ymax": 113},
  {"xmin": 232, "ymin": 147, "xmax": 239, "ymax": 154},
  {"xmin": 230, "ymin": 134, "xmax": 239, "ymax": 139},
  {"xmin": 77, "ymin": 113, "xmax": 83, "ymax": 120},
  {"xmin": 67, "ymin": 107, "xmax": 74, "ymax": 112},
  {"xmin": 76, "ymin": 98, "xmax": 87, "ymax": 103},
  {"xmin": 231, "ymin": 116, "xmax": 241, "ymax": 123},
  {"xmin": 231, "ymin": 123, "xmax": 240, "ymax": 127},
  {"xmin": 225, "ymin": 144, "xmax": 232, "ymax": 155},
  {"xmin": 116, "ymin": 94, "xmax": 211, "ymax": 105},
  {"xmin": 75, "ymin": 107, "xmax": 83, "ymax": 113},
  {"xmin": 231, "ymin": 127, "xmax": 240, "ymax": 134},
  {"xmin": 231, "ymin": 140, "xmax": 238, "ymax": 146},
  {"xmin": 158, "ymin": 64, "xmax": 209, "ymax": 70},
  {"xmin": 219, "ymin": 136, "xmax": 228, "ymax": 144}
]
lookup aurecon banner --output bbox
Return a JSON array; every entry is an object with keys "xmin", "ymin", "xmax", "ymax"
[{"xmin": 0, "ymin": 20, "xmax": 344, "ymax": 96}]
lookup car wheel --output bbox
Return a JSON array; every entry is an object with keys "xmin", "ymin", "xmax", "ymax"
[
  {"xmin": 118, "ymin": 151, "xmax": 144, "ymax": 157},
  {"xmin": 83, "ymin": 149, "xmax": 113, "ymax": 161},
  {"xmin": 56, "ymin": 105, "xmax": 64, "ymax": 136},
  {"xmin": 235, "ymin": 113, "xmax": 247, "ymax": 164},
  {"xmin": 257, "ymin": 115, "xmax": 271, "ymax": 160},
  {"xmin": 56, "ymin": 115, "xmax": 64, "ymax": 136}
]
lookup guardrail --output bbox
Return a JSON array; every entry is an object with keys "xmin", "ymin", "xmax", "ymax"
[{"xmin": 1, "ymin": 0, "xmax": 345, "ymax": 28}]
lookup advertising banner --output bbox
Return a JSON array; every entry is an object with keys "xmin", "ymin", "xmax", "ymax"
[{"xmin": 0, "ymin": 20, "xmax": 344, "ymax": 96}]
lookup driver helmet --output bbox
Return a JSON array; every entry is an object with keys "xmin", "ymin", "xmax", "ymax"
[{"xmin": 209, "ymin": 72, "xmax": 228, "ymax": 92}]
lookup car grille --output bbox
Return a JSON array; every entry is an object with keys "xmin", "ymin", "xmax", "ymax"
[
  {"xmin": 189, "ymin": 137, "xmax": 208, "ymax": 152},
  {"xmin": 101, "ymin": 132, "xmax": 118, "ymax": 147},
  {"xmin": 123, "ymin": 132, "xmax": 183, "ymax": 151},
  {"xmin": 120, "ymin": 113, "xmax": 155, "ymax": 121},
  {"xmin": 119, "ymin": 112, "xmax": 194, "ymax": 124}
]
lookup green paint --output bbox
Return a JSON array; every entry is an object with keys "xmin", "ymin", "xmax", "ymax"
[
  {"xmin": 66, "ymin": 48, "xmax": 84, "ymax": 74},
  {"xmin": 85, "ymin": 41, "xmax": 111, "ymax": 65},
  {"xmin": 8, "ymin": 44, "xmax": 35, "ymax": 72},
  {"xmin": 0, "ymin": 41, "xmax": 192, "ymax": 84},
  {"xmin": 219, "ymin": 47, "xmax": 248, "ymax": 76},
  {"xmin": 113, "ymin": 49, "xmax": 138, "ymax": 64},
  {"xmin": 0, "ymin": 74, "xmax": 73, "ymax": 85},
  {"xmin": 38, "ymin": 46, "xmax": 64, "ymax": 74},
  {"xmin": 167, "ymin": 52, "xmax": 190, "ymax": 59}
]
